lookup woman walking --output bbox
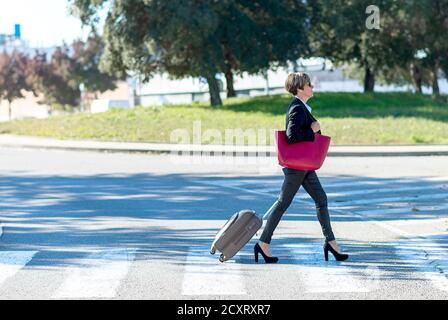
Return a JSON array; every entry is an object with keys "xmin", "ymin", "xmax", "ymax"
[{"xmin": 254, "ymin": 72, "xmax": 349, "ymax": 263}]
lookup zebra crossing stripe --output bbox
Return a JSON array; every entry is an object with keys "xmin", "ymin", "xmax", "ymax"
[
  {"xmin": 393, "ymin": 239, "xmax": 448, "ymax": 292},
  {"xmin": 0, "ymin": 251, "xmax": 38, "ymax": 286},
  {"xmin": 53, "ymin": 248, "xmax": 137, "ymax": 299},
  {"xmin": 283, "ymin": 244, "xmax": 371, "ymax": 293},
  {"xmin": 328, "ymin": 206, "xmax": 448, "ymax": 293},
  {"xmin": 181, "ymin": 246, "xmax": 246, "ymax": 296}
]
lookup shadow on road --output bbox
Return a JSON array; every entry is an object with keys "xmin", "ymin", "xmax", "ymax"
[{"xmin": 0, "ymin": 172, "xmax": 447, "ymax": 275}]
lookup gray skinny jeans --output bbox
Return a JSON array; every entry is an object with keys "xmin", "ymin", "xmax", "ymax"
[{"xmin": 259, "ymin": 168, "xmax": 336, "ymax": 244}]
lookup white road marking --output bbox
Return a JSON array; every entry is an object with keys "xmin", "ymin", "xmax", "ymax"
[
  {"xmin": 326, "ymin": 184, "xmax": 447, "ymax": 197},
  {"xmin": 192, "ymin": 180, "xmax": 277, "ymax": 199},
  {"xmin": 393, "ymin": 239, "xmax": 448, "ymax": 292},
  {"xmin": 357, "ymin": 203, "xmax": 448, "ymax": 216},
  {"xmin": 284, "ymin": 243, "xmax": 373, "ymax": 293},
  {"xmin": 330, "ymin": 192, "xmax": 448, "ymax": 207},
  {"xmin": 197, "ymin": 176, "xmax": 447, "ymax": 190},
  {"xmin": 53, "ymin": 248, "xmax": 137, "ymax": 299},
  {"xmin": 252, "ymin": 184, "xmax": 447, "ymax": 199},
  {"xmin": 195, "ymin": 177, "xmax": 448, "ymax": 212},
  {"xmin": 195, "ymin": 178, "xmax": 448, "ymax": 204},
  {"xmin": 181, "ymin": 246, "xmax": 246, "ymax": 296},
  {"xmin": 200, "ymin": 179, "xmax": 281, "ymax": 188},
  {"xmin": 320, "ymin": 176, "xmax": 448, "ymax": 189},
  {"xmin": 195, "ymin": 180, "xmax": 448, "ymax": 216},
  {"xmin": 320, "ymin": 180, "xmax": 392, "ymax": 188},
  {"xmin": 0, "ymin": 251, "xmax": 38, "ymax": 286}
]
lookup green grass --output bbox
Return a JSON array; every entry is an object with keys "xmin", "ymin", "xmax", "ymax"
[{"xmin": 1, "ymin": 92, "xmax": 447, "ymax": 145}]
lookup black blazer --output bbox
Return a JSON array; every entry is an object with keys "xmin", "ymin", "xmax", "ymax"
[{"xmin": 285, "ymin": 96, "xmax": 319, "ymax": 144}]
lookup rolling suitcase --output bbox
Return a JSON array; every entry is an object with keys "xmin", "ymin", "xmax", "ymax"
[{"xmin": 210, "ymin": 209, "xmax": 262, "ymax": 262}]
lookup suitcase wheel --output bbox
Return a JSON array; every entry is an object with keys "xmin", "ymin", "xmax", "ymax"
[
  {"xmin": 210, "ymin": 247, "xmax": 216, "ymax": 255},
  {"xmin": 219, "ymin": 254, "xmax": 225, "ymax": 263}
]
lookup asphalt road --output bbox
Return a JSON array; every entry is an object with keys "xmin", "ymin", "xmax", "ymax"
[{"xmin": 0, "ymin": 147, "xmax": 447, "ymax": 300}]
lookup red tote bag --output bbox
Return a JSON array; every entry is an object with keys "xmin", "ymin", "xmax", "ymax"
[{"xmin": 275, "ymin": 130, "xmax": 331, "ymax": 170}]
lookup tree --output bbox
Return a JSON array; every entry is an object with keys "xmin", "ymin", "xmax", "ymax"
[
  {"xmin": 310, "ymin": 0, "xmax": 448, "ymax": 95},
  {"xmin": 215, "ymin": 0, "xmax": 309, "ymax": 97},
  {"xmin": 416, "ymin": 0, "xmax": 448, "ymax": 96},
  {"xmin": 70, "ymin": 0, "xmax": 309, "ymax": 105},
  {"xmin": 27, "ymin": 45, "xmax": 81, "ymax": 108},
  {"xmin": 71, "ymin": 0, "xmax": 225, "ymax": 106},
  {"xmin": 309, "ymin": 0, "xmax": 390, "ymax": 92},
  {"xmin": 27, "ymin": 33, "xmax": 120, "ymax": 111},
  {"xmin": 375, "ymin": 0, "xmax": 448, "ymax": 95},
  {"xmin": 71, "ymin": 31, "xmax": 120, "ymax": 96},
  {"xmin": 390, "ymin": 0, "xmax": 431, "ymax": 94},
  {"xmin": 0, "ymin": 50, "xmax": 32, "ymax": 120}
]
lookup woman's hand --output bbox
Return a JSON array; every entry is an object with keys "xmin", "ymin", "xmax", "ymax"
[{"xmin": 311, "ymin": 121, "xmax": 321, "ymax": 133}]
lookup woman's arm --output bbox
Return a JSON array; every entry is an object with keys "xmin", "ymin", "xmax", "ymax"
[{"xmin": 286, "ymin": 105, "xmax": 315, "ymax": 144}]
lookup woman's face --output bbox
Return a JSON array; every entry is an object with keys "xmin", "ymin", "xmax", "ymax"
[
  {"xmin": 298, "ymin": 82, "xmax": 314, "ymax": 99},
  {"xmin": 304, "ymin": 82, "xmax": 314, "ymax": 99}
]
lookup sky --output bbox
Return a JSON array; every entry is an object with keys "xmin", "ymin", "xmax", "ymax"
[{"xmin": 0, "ymin": 0, "xmax": 92, "ymax": 48}]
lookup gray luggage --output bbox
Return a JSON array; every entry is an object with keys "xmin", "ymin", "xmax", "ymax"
[{"xmin": 210, "ymin": 209, "xmax": 262, "ymax": 262}]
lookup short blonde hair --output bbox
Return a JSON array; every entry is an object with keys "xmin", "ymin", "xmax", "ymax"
[{"xmin": 285, "ymin": 72, "xmax": 311, "ymax": 95}]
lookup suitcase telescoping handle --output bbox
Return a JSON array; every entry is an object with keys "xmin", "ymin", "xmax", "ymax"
[
  {"xmin": 262, "ymin": 200, "xmax": 279, "ymax": 221},
  {"xmin": 257, "ymin": 200, "xmax": 279, "ymax": 237}
]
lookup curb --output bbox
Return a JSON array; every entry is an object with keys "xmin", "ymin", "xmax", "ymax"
[{"xmin": 1, "ymin": 134, "xmax": 448, "ymax": 157}]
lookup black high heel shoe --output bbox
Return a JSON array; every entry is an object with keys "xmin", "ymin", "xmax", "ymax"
[
  {"xmin": 254, "ymin": 243, "xmax": 279, "ymax": 263},
  {"xmin": 324, "ymin": 241, "xmax": 349, "ymax": 261}
]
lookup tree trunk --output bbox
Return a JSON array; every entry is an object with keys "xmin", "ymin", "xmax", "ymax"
[
  {"xmin": 206, "ymin": 74, "xmax": 222, "ymax": 107},
  {"xmin": 8, "ymin": 100, "xmax": 12, "ymax": 121},
  {"xmin": 431, "ymin": 61, "xmax": 440, "ymax": 96},
  {"xmin": 224, "ymin": 65, "xmax": 236, "ymax": 98},
  {"xmin": 410, "ymin": 62, "xmax": 423, "ymax": 94},
  {"xmin": 222, "ymin": 45, "xmax": 236, "ymax": 98},
  {"xmin": 364, "ymin": 65, "xmax": 375, "ymax": 92},
  {"xmin": 292, "ymin": 60, "xmax": 299, "ymax": 72}
]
